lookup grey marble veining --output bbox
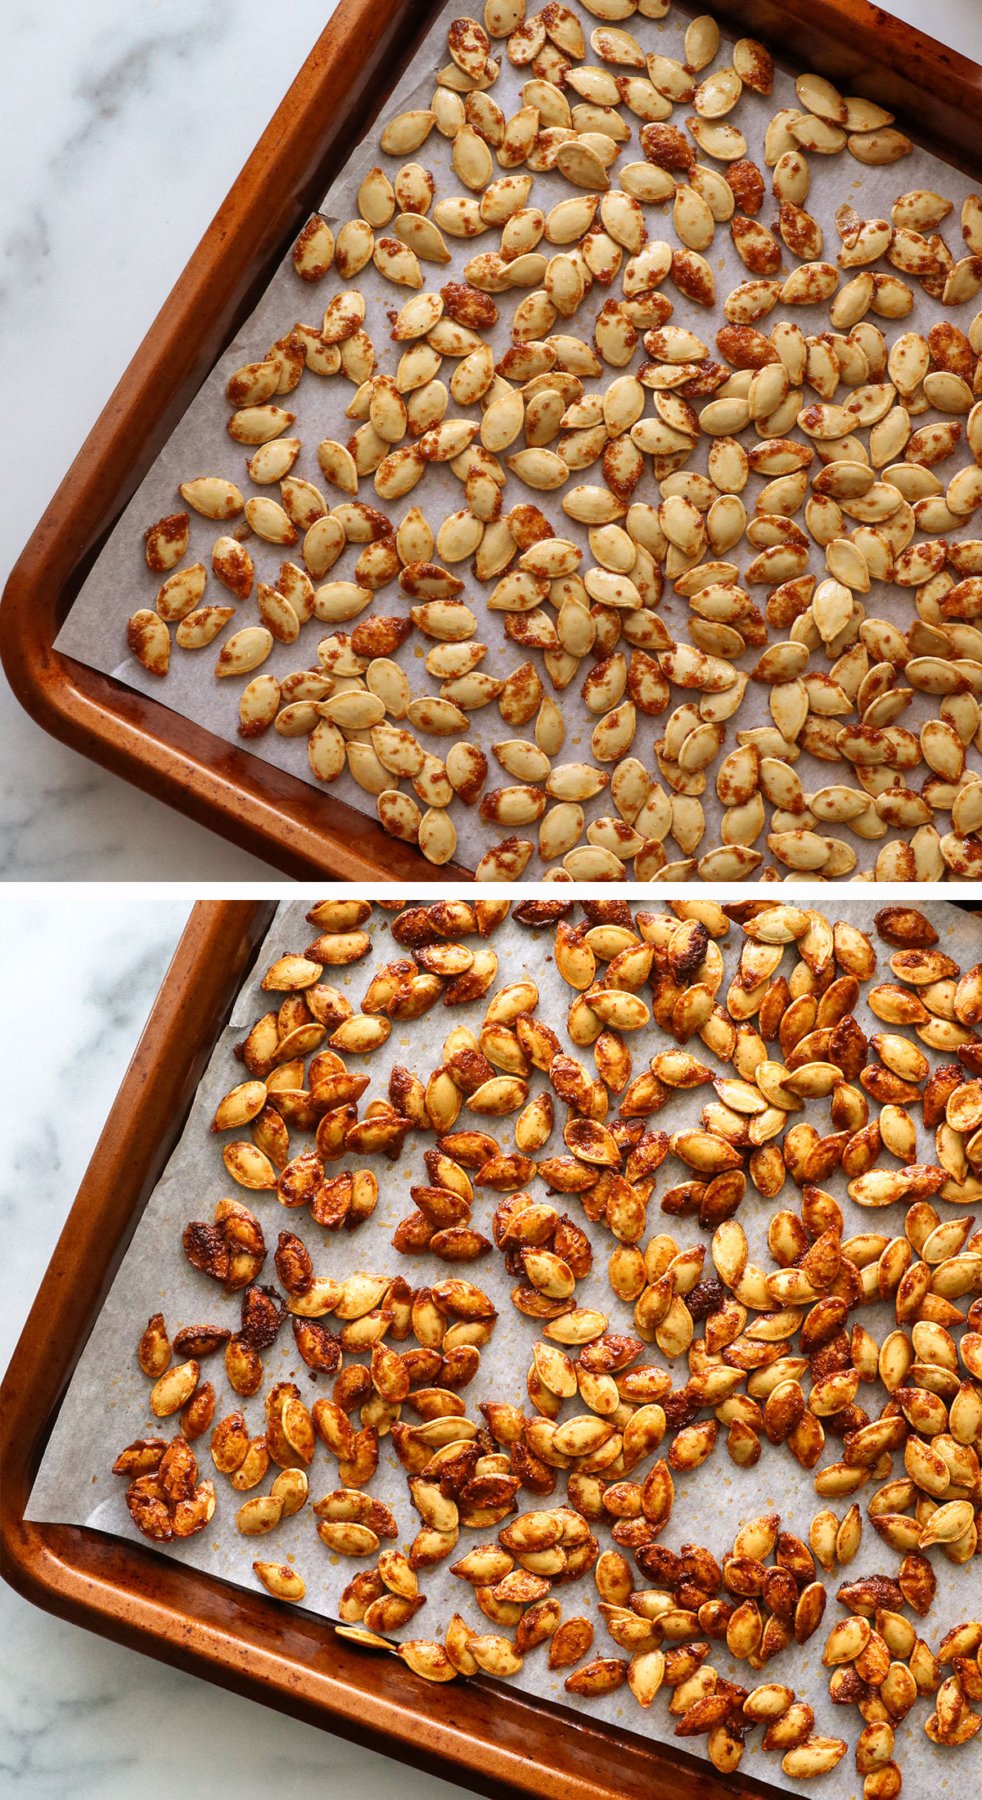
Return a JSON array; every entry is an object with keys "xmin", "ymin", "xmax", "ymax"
[
  {"xmin": 0, "ymin": 893, "xmax": 475, "ymax": 1797},
  {"xmin": 0, "ymin": 694, "xmax": 277, "ymax": 880},
  {"xmin": 0, "ymin": 1600, "xmax": 469, "ymax": 1800},
  {"xmin": 0, "ymin": 0, "xmax": 333, "ymax": 881},
  {"xmin": 0, "ymin": 896, "xmax": 190, "ymax": 1371}
]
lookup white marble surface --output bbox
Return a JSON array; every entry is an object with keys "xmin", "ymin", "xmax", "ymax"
[
  {"xmin": 2, "ymin": 0, "xmax": 981, "ymax": 880},
  {"xmin": 0, "ymin": 894, "xmax": 469, "ymax": 1799},
  {"xmin": 0, "ymin": 0, "xmax": 334, "ymax": 880}
]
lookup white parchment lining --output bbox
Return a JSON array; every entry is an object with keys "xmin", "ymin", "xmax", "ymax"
[
  {"xmin": 27, "ymin": 899, "xmax": 982, "ymax": 1799},
  {"xmin": 53, "ymin": 1, "xmax": 982, "ymax": 878}
]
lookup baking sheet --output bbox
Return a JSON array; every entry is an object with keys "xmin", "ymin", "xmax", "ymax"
[
  {"xmin": 53, "ymin": 1, "xmax": 982, "ymax": 879},
  {"xmin": 27, "ymin": 898, "xmax": 982, "ymax": 1798}
]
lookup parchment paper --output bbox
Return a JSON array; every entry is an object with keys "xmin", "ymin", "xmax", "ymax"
[
  {"xmin": 54, "ymin": 1, "xmax": 982, "ymax": 879},
  {"xmin": 27, "ymin": 898, "xmax": 982, "ymax": 1798}
]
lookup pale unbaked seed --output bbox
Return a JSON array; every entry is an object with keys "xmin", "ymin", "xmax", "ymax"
[{"xmin": 110, "ymin": 1, "xmax": 982, "ymax": 874}]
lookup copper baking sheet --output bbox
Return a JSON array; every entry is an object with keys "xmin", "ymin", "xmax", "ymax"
[
  {"xmin": 2, "ymin": 0, "xmax": 981, "ymax": 879},
  {"xmin": 2, "ymin": 899, "xmax": 980, "ymax": 1800}
]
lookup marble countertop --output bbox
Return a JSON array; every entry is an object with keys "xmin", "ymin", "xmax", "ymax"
[
  {"xmin": 0, "ymin": 0, "xmax": 333, "ymax": 880},
  {"xmin": 1, "ymin": 0, "xmax": 981, "ymax": 880},
  {"xmin": 0, "ymin": 896, "xmax": 468, "ymax": 1799}
]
